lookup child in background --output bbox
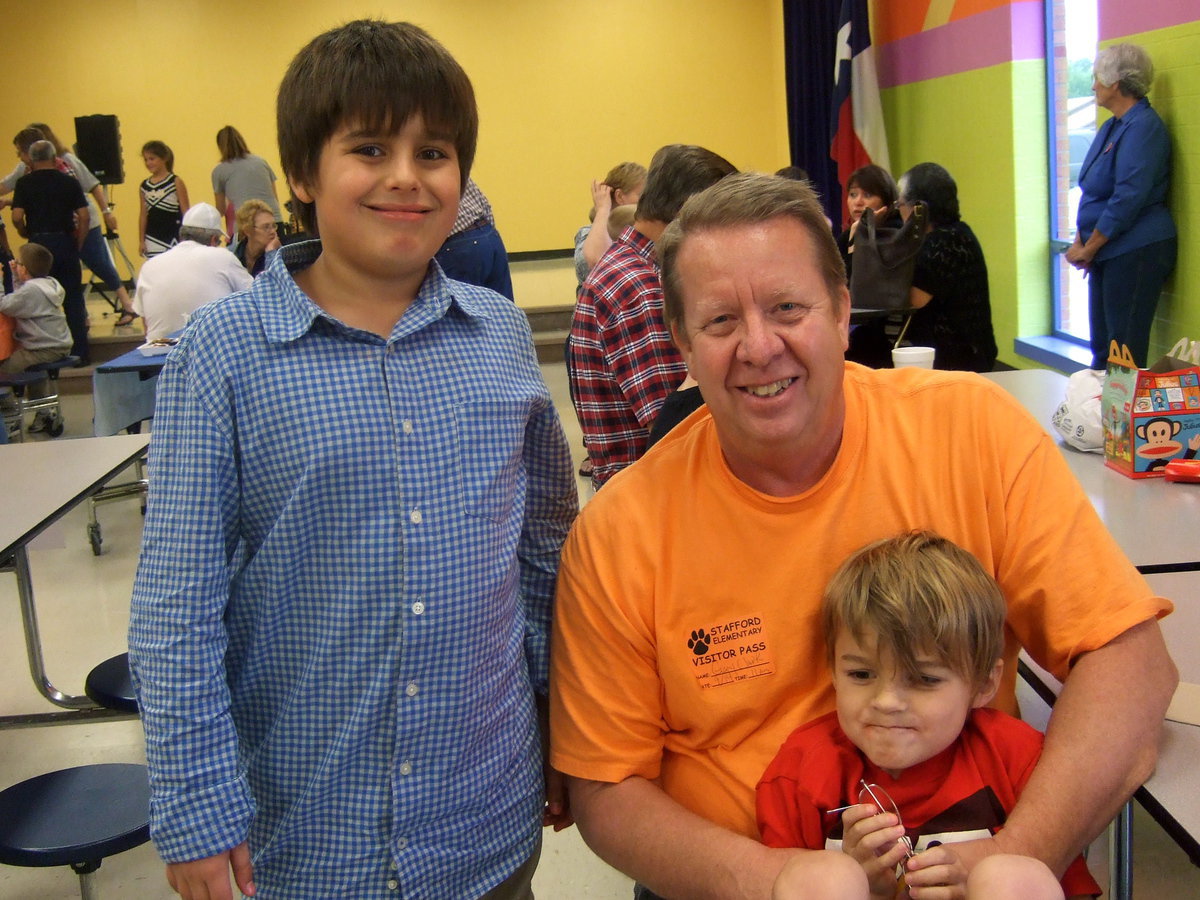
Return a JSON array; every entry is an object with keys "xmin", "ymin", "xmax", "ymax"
[
  {"xmin": 138, "ymin": 140, "xmax": 188, "ymax": 257},
  {"xmin": 128, "ymin": 18, "xmax": 577, "ymax": 900},
  {"xmin": 0, "ymin": 243, "xmax": 71, "ymax": 433},
  {"xmin": 606, "ymin": 203, "xmax": 637, "ymax": 241},
  {"xmin": 758, "ymin": 532, "xmax": 1099, "ymax": 899}
]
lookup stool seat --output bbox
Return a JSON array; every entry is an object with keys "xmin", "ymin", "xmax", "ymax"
[
  {"xmin": 0, "ymin": 370, "xmax": 47, "ymax": 388},
  {"xmin": 85, "ymin": 653, "xmax": 138, "ymax": 713},
  {"xmin": 27, "ymin": 355, "xmax": 82, "ymax": 374},
  {"xmin": 0, "ymin": 763, "xmax": 150, "ymax": 868}
]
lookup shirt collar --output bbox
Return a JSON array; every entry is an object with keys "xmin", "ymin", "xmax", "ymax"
[{"xmin": 256, "ymin": 239, "xmax": 492, "ymax": 345}]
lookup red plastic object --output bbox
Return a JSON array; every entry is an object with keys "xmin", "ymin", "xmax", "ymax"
[{"xmin": 1164, "ymin": 459, "xmax": 1200, "ymax": 483}]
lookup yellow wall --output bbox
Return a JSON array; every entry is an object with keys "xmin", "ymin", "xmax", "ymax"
[{"xmin": 0, "ymin": 0, "xmax": 788, "ymax": 257}]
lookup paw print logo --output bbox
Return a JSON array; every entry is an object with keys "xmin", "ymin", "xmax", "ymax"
[{"xmin": 688, "ymin": 629, "xmax": 710, "ymax": 655}]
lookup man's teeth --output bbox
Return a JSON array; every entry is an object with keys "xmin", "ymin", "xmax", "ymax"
[{"xmin": 745, "ymin": 378, "xmax": 793, "ymax": 398}]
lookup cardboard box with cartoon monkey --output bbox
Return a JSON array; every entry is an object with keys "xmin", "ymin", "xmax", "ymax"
[{"xmin": 1102, "ymin": 340, "xmax": 1200, "ymax": 479}]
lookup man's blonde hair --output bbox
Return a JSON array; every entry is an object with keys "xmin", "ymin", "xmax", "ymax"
[{"xmin": 821, "ymin": 531, "xmax": 1005, "ymax": 688}]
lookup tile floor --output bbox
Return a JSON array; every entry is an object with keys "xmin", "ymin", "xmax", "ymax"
[{"xmin": 1, "ymin": 363, "xmax": 1195, "ymax": 898}]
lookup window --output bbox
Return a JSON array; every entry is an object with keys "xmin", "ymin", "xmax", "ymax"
[{"xmin": 1046, "ymin": 0, "xmax": 1098, "ymax": 344}]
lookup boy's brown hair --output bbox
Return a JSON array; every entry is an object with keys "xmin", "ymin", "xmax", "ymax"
[
  {"xmin": 277, "ymin": 19, "xmax": 478, "ymax": 235},
  {"xmin": 821, "ymin": 531, "xmax": 1006, "ymax": 688},
  {"xmin": 18, "ymin": 242, "xmax": 53, "ymax": 278}
]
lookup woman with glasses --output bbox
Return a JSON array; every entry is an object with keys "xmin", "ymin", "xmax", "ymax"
[{"xmin": 231, "ymin": 199, "xmax": 280, "ymax": 276}]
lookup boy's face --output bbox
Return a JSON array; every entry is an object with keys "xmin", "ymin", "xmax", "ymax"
[
  {"xmin": 289, "ymin": 114, "xmax": 461, "ymax": 287},
  {"xmin": 832, "ymin": 626, "xmax": 1000, "ymax": 778}
]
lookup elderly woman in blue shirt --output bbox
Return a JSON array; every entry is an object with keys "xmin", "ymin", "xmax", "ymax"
[{"xmin": 1067, "ymin": 43, "xmax": 1175, "ymax": 368}]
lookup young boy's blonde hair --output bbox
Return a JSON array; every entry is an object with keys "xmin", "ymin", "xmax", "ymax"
[
  {"xmin": 821, "ymin": 531, "xmax": 1006, "ymax": 688},
  {"xmin": 18, "ymin": 242, "xmax": 53, "ymax": 278},
  {"xmin": 607, "ymin": 204, "xmax": 637, "ymax": 241}
]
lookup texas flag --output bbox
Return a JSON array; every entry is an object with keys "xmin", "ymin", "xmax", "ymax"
[{"xmin": 829, "ymin": 0, "xmax": 890, "ymax": 219}]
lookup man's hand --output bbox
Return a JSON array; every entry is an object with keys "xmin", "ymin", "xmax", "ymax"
[
  {"xmin": 543, "ymin": 766, "xmax": 574, "ymax": 832},
  {"xmin": 840, "ymin": 804, "xmax": 911, "ymax": 898},
  {"xmin": 165, "ymin": 842, "xmax": 255, "ymax": 900}
]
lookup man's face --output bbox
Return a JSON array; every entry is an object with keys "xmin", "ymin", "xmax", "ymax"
[{"xmin": 671, "ymin": 217, "xmax": 850, "ymax": 493}]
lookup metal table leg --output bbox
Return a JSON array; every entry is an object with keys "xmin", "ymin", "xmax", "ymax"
[
  {"xmin": 1110, "ymin": 800, "xmax": 1133, "ymax": 900},
  {"xmin": 12, "ymin": 546, "xmax": 95, "ymax": 709}
]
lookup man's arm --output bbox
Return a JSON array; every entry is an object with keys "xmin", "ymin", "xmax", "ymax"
[
  {"xmin": 11, "ymin": 206, "xmax": 27, "ymax": 238},
  {"xmin": 74, "ymin": 205, "xmax": 89, "ymax": 249},
  {"xmin": 954, "ymin": 618, "xmax": 1176, "ymax": 875},
  {"xmin": 571, "ymin": 775, "xmax": 800, "ymax": 900}
]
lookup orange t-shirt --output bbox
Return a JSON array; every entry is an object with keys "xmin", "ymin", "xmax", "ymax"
[{"xmin": 550, "ymin": 365, "xmax": 1171, "ymax": 839}]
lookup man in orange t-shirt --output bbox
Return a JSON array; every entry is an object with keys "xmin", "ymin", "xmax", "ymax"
[{"xmin": 549, "ymin": 173, "xmax": 1177, "ymax": 900}]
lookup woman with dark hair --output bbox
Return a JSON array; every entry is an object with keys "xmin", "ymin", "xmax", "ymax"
[
  {"xmin": 836, "ymin": 163, "xmax": 898, "ymax": 272},
  {"xmin": 896, "ymin": 162, "xmax": 996, "ymax": 372},
  {"xmin": 1066, "ymin": 43, "xmax": 1175, "ymax": 368},
  {"xmin": 211, "ymin": 125, "xmax": 282, "ymax": 237}
]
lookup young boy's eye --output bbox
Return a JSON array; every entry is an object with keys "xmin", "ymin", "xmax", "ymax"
[
  {"xmin": 353, "ymin": 144, "xmax": 385, "ymax": 158},
  {"xmin": 916, "ymin": 673, "xmax": 943, "ymax": 687},
  {"xmin": 845, "ymin": 668, "xmax": 873, "ymax": 682},
  {"xmin": 417, "ymin": 147, "xmax": 450, "ymax": 161}
]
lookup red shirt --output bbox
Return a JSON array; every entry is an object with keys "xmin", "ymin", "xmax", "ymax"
[{"xmin": 757, "ymin": 709, "xmax": 1100, "ymax": 897}]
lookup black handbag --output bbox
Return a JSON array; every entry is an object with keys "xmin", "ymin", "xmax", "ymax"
[{"xmin": 849, "ymin": 203, "xmax": 927, "ymax": 310}]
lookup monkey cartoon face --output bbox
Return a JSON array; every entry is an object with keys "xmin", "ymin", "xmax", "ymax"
[{"xmin": 1135, "ymin": 416, "xmax": 1183, "ymax": 466}]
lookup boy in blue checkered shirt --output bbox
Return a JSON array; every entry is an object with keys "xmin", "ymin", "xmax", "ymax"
[{"xmin": 129, "ymin": 20, "xmax": 578, "ymax": 899}]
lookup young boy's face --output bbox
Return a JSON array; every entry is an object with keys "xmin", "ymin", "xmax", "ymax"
[
  {"xmin": 832, "ymin": 626, "xmax": 1000, "ymax": 778},
  {"xmin": 290, "ymin": 113, "xmax": 461, "ymax": 287}
]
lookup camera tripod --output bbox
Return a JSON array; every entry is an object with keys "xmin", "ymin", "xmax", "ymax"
[{"xmin": 81, "ymin": 186, "xmax": 137, "ymax": 314}]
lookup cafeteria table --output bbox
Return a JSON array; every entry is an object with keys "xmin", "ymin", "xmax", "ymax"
[
  {"xmin": 0, "ymin": 433, "xmax": 150, "ymax": 727},
  {"xmin": 986, "ymin": 369, "xmax": 1200, "ymax": 895},
  {"xmin": 92, "ymin": 345, "xmax": 167, "ymax": 437}
]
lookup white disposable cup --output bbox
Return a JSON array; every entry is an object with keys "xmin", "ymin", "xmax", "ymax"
[{"xmin": 892, "ymin": 346, "xmax": 935, "ymax": 369}]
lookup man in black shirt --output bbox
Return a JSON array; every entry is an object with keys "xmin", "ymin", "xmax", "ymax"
[{"xmin": 11, "ymin": 138, "xmax": 89, "ymax": 363}]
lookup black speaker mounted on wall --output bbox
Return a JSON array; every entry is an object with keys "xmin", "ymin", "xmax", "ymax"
[{"xmin": 73, "ymin": 115, "xmax": 124, "ymax": 185}]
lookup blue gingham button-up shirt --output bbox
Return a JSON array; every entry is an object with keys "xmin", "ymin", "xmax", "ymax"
[{"xmin": 129, "ymin": 241, "xmax": 577, "ymax": 898}]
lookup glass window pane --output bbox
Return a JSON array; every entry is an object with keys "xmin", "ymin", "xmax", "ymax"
[{"xmin": 1048, "ymin": 0, "xmax": 1097, "ymax": 342}]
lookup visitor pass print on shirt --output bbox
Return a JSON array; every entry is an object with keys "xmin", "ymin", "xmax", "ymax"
[{"xmin": 686, "ymin": 616, "xmax": 775, "ymax": 689}]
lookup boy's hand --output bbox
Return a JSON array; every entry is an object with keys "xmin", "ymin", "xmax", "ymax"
[
  {"xmin": 543, "ymin": 766, "xmax": 574, "ymax": 831},
  {"xmin": 841, "ymin": 803, "xmax": 910, "ymax": 898},
  {"xmin": 901, "ymin": 844, "xmax": 968, "ymax": 899},
  {"xmin": 166, "ymin": 842, "xmax": 255, "ymax": 899}
]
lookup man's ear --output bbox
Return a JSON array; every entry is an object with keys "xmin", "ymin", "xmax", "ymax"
[
  {"xmin": 972, "ymin": 659, "xmax": 1004, "ymax": 709},
  {"xmin": 669, "ymin": 320, "xmax": 692, "ymax": 368}
]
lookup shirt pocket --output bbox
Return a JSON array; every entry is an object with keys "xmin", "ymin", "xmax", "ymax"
[{"xmin": 453, "ymin": 400, "xmax": 531, "ymax": 522}]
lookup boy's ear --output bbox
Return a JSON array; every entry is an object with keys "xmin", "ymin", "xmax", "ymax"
[
  {"xmin": 971, "ymin": 659, "xmax": 1004, "ymax": 709},
  {"xmin": 288, "ymin": 175, "xmax": 314, "ymax": 205}
]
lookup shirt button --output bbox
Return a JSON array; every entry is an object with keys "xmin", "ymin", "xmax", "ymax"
[
  {"xmin": 402, "ymin": 420, "xmax": 414, "ymax": 435},
  {"xmin": 399, "ymin": 760, "xmax": 413, "ymax": 776},
  {"xmin": 405, "ymin": 682, "xmax": 419, "ymax": 697},
  {"xmin": 411, "ymin": 601, "xmax": 425, "ymax": 615},
  {"xmin": 387, "ymin": 878, "xmax": 399, "ymax": 890},
  {"xmin": 409, "ymin": 508, "xmax": 422, "ymax": 524},
  {"xmin": 396, "ymin": 839, "xmax": 407, "ymax": 853}
]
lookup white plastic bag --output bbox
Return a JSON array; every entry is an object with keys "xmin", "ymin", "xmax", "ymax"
[{"xmin": 1051, "ymin": 368, "xmax": 1104, "ymax": 452}]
